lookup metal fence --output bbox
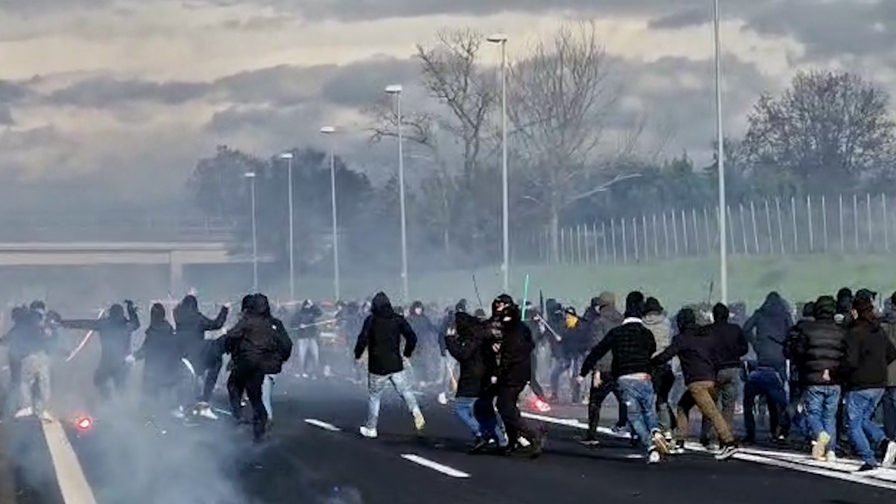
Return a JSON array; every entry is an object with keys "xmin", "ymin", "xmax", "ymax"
[{"xmin": 523, "ymin": 193, "xmax": 894, "ymax": 265}]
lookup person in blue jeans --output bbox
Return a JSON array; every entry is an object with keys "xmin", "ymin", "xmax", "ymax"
[
  {"xmin": 788, "ymin": 295, "xmax": 846, "ymax": 461},
  {"xmin": 843, "ymin": 295, "xmax": 896, "ymax": 471},
  {"xmin": 743, "ymin": 364, "xmax": 790, "ymax": 443},
  {"xmin": 580, "ymin": 291, "xmax": 668, "ymax": 463},
  {"xmin": 445, "ymin": 311, "xmax": 504, "ymax": 451}
]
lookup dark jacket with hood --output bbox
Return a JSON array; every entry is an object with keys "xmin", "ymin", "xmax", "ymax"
[
  {"xmin": 134, "ymin": 303, "xmax": 180, "ymax": 384},
  {"xmin": 844, "ymin": 300, "xmax": 896, "ymax": 390},
  {"xmin": 223, "ymin": 294, "xmax": 292, "ymax": 375},
  {"xmin": 653, "ymin": 309, "xmax": 717, "ymax": 385},
  {"xmin": 354, "ymin": 292, "xmax": 417, "ymax": 376},
  {"xmin": 407, "ymin": 301, "xmax": 439, "ymax": 349},
  {"xmin": 743, "ymin": 292, "xmax": 792, "ymax": 374},
  {"xmin": 292, "ymin": 301, "xmax": 323, "ymax": 340},
  {"xmin": 561, "ymin": 310, "xmax": 592, "ymax": 359},
  {"xmin": 492, "ymin": 299, "xmax": 535, "ymax": 387},
  {"xmin": 709, "ymin": 303, "xmax": 749, "ymax": 370},
  {"xmin": 62, "ymin": 302, "xmax": 140, "ymax": 367},
  {"xmin": 445, "ymin": 312, "xmax": 489, "ymax": 397},
  {"xmin": 789, "ymin": 296, "xmax": 847, "ymax": 386},
  {"xmin": 173, "ymin": 295, "xmax": 228, "ymax": 360},
  {"xmin": 587, "ymin": 295, "xmax": 624, "ymax": 374}
]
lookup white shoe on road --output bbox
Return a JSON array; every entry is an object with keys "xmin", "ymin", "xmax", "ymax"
[
  {"xmin": 883, "ymin": 441, "xmax": 896, "ymax": 467},
  {"xmin": 199, "ymin": 407, "xmax": 219, "ymax": 420},
  {"xmin": 437, "ymin": 392, "xmax": 448, "ymax": 405},
  {"xmin": 14, "ymin": 407, "xmax": 33, "ymax": 418},
  {"xmin": 359, "ymin": 426, "xmax": 378, "ymax": 439}
]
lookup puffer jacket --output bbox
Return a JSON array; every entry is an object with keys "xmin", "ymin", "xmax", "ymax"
[{"xmin": 792, "ymin": 317, "xmax": 847, "ymax": 386}]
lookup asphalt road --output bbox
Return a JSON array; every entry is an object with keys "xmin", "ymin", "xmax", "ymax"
[{"xmin": 15, "ymin": 377, "xmax": 889, "ymax": 504}]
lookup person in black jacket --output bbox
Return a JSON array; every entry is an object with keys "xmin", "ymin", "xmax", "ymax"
[
  {"xmin": 843, "ymin": 295, "xmax": 896, "ymax": 470},
  {"xmin": 128, "ymin": 303, "xmax": 180, "ymax": 416},
  {"xmin": 580, "ymin": 291, "xmax": 667, "ymax": 463},
  {"xmin": 61, "ymin": 301, "xmax": 140, "ymax": 400},
  {"xmin": 707, "ymin": 303, "xmax": 748, "ymax": 436},
  {"xmin": 223, "ymin": 293, "xmax": 292, "ymax": 442},
  {"xmin": 173, "ymin": 294, "xmax": 229, "ymax": 418},
  {"xmin": 790, "ymin": 295, "xmax": 846, "ymax": 461},
  {"xmin": 291, "ymin": 299, "xmax": 323, "ymax": 378},
  {"xmin": 483, "ymin": 294, "xmax": 544, "ymax": 457},
  {"xmin": 652, "ymin": 308, "xmax": 737, "ymax": 460},
  {"xmin": 549, "ymin": 307, "xmax": 591, "ymax": 404},
  {"xmin": 354, "ymin": 292, "xmax": 425, "ymax": 439},
  {"xmin": 445, "ymin": 311, "xmax": 501, "ymax": 451}
]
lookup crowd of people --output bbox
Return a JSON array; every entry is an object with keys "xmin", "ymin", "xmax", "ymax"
[{"xmin": 3, "ymin": 284, "xmax": 896, "ymax": 470}]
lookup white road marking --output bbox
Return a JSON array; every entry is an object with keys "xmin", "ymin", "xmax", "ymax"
[
  {"xmin": 304, "ymin": 419, "xmax": 342, "ymax": 432},
  {"xmin": 400, "ymin": 454, "xmax": 470, "ymax": 478},
  {"xmin": 212, "ymin": 407, "xmax": 233, "ymax": 417},
  {"xmin": 522, "ymin": 411, "xmax": 896, "ymax": 489},
  {"xmin": 41, "ymin": 417, "xmax": 98, "ymax": 504}
]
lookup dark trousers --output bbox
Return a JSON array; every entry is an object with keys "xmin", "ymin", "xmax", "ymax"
[
  {"xmin": 652, "ymin": 365, "xmax": 676, "ymax": 432},
  {"xmin": 587, "ymin": 378, "xmax": 629, "ymax": 437},
  {"xmin": 493, "ymin": 384, "xmax": 541, "ymax": 447},
  {"xmin": 882, "ymin": 387, "xmax": 896, "ymax": 440},
  {"xmin": 227, "ymin": 367, "xmax": 267, "ymax": 440},
  {"xmin": 94, "ymin": 362, "xmax": 129, "ymax": 399},
  {"xmin": 743, "ymin": 368, "xmax": 790, "ymax": 439}
]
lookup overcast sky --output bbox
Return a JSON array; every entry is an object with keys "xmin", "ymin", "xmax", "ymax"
[{"xmin": 1, "ymin": 0, "xmax": 895, "ymax": 213}]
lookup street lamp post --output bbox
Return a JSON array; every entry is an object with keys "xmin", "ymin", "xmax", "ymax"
[
  {"xmin": 385, "ymin": 84, "xmax": 409, "ymax": 303},
  {"xmin": 244, "ymin": 171, "xmax": 259, "ymax": 291},
  {"xmin": 487, "ymin": 33, "xmax": 510, "ymax": 294},
  {"xmin": 713, "ymin": 0, "xmax": 728, "ymax": 304},
  {"xmin": 279, "ymin": 152, "xmax": 295, "ymax": 301},
  {"xmin": 320, "ymin": 126, "xmax": 340, "ymax": 301}
]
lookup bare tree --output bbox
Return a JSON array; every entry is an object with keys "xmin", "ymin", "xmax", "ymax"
[
  {"xmin": 508, "ymin": 21, "xmax": 640, "ymax": 262},
  {"xmin": 743, "ymin": 70, "xmax": 896, "ymax": 193}
]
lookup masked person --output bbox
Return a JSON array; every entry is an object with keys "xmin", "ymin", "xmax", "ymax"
[
  {"xmin": 354, "ymin": 292, "xmax": 425, "ymax": 439},
  {"xmin": 8, "ymin": 303, "xmax": 57, "ymax": 420},
  {"xmin": 486, "ymin": 294, "xmax": 545, "ymax": 457},
  {"xmin": 223, "ymin": 293, "xmax": 292, "ymax": 442},
  {"xmin": 173, "ymin": 295, "xmax": 229, "ymax": 420},
  {"xmin": 61, "ymin": 301, "xmax": 140, "ymax": 400},
  {"xmin": 127, "ymin": 303, "xmax": 180, "ymax": 416}
]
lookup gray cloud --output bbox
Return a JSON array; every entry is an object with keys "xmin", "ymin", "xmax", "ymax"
[
  {"xmin": 47, "ymin": 77, "xmax": 211, "ymax": 107},
  {"xmin": 647, "ymin": 8, "xmax": 710, "ymax": 30}
]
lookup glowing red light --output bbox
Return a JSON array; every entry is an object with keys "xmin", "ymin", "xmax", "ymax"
[
  {"xmin": 533, "ymin": 398, "xmax": 551, "ymax": 412},
  {"xmin": 76, "ymin": 417, "xmax": 93, "ymax": 430}
]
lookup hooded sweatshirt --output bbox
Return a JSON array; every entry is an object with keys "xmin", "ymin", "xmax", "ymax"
[
  {"xmin": 844, "ymin": 298, "xmax": 896, "ymax": 390},
  {"xmin": 709, "ymin": 303, "xmax": 749, "ymax": 370},
  {"xmin": 223, "ymin": 294, "xmax": 292, "ymax": 375},
  {"xmin": 354, "ymin": 292, "xmax": 417, "ymax": 376},
  {"xmin": 174, "ymin": 295, "xmax": 228, "ymax": 360},
  {"xmin": 743, "ymin": 292, "xmax": 792, "ymax": 374},
  {"xmin": 445, "ymin": 312, "xmax": 489, "ymax": 397},
  {"xmin": 652, "ymin": 309, "xmax": 717, "ymax": 385},
  {"xmin": 134, "ymin": 304, "xmax": 180, "ymax": 383},
  {"xmin": 62, "ymin": 302, "xmax": 140, "ymax": 367}
]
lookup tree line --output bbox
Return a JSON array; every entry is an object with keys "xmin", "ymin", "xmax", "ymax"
[{"xmin": 188, "ymin": 22, "xmax": 896, "ymax": 274}]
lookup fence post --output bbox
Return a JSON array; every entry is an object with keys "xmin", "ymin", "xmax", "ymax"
[
  {"xmin": 726, "ymin": 205, "xmax": 736, "ymax": 254},
  {"xmin": 750, "ymin": 201, "xmax": 759, "ymax": 254},
  {"xmin": 866, "ymin": 193, "xmax": 873, "ymax": 252},
  {"xmin": 839, "ymin": 194, "xmax": 845, "ymax": 254},
  {"xmin": 738, "ymin": 203, "xmax": 748, "ymax": 256},
  {"xmin": 642, "ymin": 214, "xmax": 649, "ymax": 262},
  {"xmin": 662, "ymin": 212, "xmax": 670, "ymax": 258},
  {"xmin": 703, "ymin": 207, "xmax": 711, "ymax": 253},
  {"xmin": 853, "ymin": 194, "xmax": 859, "ymax": 252},
  {"xmin": 632, "ymin": 217, "xmax": 640, "ymax": 261},
  {"xmin": 764, "ymin": 199, "xmax": 773, "ymax": 255},
  {"xmin": 807, "ymin": 195, "xmax": 814, "ymax": 253},
  {"xmin": 681, "ymin": 209, "xmax": 689, "ymax": 255},
  {"xmin": 671, "ymin": 210, "xmax": 680, "ymax": 256},
  {"xmin": 692, "ymin": 208, "xmax": 700, "ymax": 255},
  {"xmin": 884, "ymin": 195, "xmax": 890, "ymax": 253},
  {"xmin": 791, "ymin": 196, "xmax": 798, "ymax": 254},
  {"xmin": 821, "ymin": 194, "xmax": 828, "ymax": 253},
  {"xmin": 775, "ymin": 197, "xmax": 785, "ymax": 256},
  {"xmin": 611, "ymin": 219, "xmax": 617, "ymax": 264},
  {"xmin": 621, "ymin": 217, "xmax": 628, "ymax": 263}
]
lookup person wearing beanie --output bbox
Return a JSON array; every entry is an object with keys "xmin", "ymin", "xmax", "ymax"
[
  {"xmin": 843, "ymin": 295, "xmax": 896, "ymax": 470},
  {"xmin": 579, "ymin": 291, "xmax": 667, "ymax": 463},
  {"xmin": 789, "ymin": 295, "xmax": 846, "ymax": 461}
]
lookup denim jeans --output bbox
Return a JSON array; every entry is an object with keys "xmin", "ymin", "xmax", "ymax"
[
  {"xmin": 296, "ymin": 339, "xmax": 320, "ymax": 376},
  {"xmin": 617, "ymin": 375, "xmax": 659, "ymax": 453},
  {"xmin": 803, "ymin": 384, "xmax": 840, "ymax": 451},
  {"xmin": 743, "ymin": 368, "xmax": 789, "ymax": 439},
  {"xmin": 261, "ymin": 375, "xmax": 274, "ymax": 420},
  {"xmin": 845, "ymin": 388, "xmax": 887, "ymax": 466},
  {"xmin": 366, "ymin": 370, "xmax": 420, "ymax": 430},
  {"xmin": 454, "ymin": 396, "xmax": 504, "ymax": 444}
]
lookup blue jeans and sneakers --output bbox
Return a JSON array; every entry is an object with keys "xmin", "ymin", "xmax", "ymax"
[
  {"xmin": 845, "ymin": 388, "xmax": 896, "ymax": 470},
  {"xmin": 361, "ymin": 370, "xmax": 425, "ymax": 439},
  {"xmin": 617, "ymin": 374, "xmax": 669, "ymax": 463},
  {"xmin": 804, "ymin": 385, "xmax": 840, "ymax": 461}
]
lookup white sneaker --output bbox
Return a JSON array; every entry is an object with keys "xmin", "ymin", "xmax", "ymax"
[
  {"xmin": 437, "ymin": 392, "xmax": 448, "ymax": 405},
  {"xmin": 518, "ymin": 437, "xmax": 531, "ymax": 448},
  {"xmin": 826, "ymin": 451, "xmax": 838, "ymax": 463},
  {"xmin": 171, "ymin": 407, "xmax": 186, "ymax": 419},
  {"xmin": 413, "ymin": 409, "xmax": 426, "ymax": 431},
  {"xmin": 359, "ymin": 426, "xmax": 378, "ymax": 439},
  {"xmin": 14, "ymin": 407, "xmax": 33, "ymax": 418},
  {"xmin": 883, "ymin": 441, "xmax": 896, "ymax": 467},
  {"xmin": 199, "ymin": 407, "xmax": 219, "ymax": 420},
  {"xmin": 648, "ymin": 449, "xmax": 661, "ymax": 464}
]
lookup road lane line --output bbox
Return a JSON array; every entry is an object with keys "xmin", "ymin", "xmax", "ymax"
[
  {"xmin": 212, "ymin": 407, "xmax": 233, "ymax": 416},
  {"xmin": 400, "ymin": 454, "xmax": 470, "ymax": 478},
  {"xmin": 733, "ymin": 452, "xmax": 896, "ymax": 491},
  {"xmin": 304, "ymin": 419, "xmax": 342, "ymax": 432},
  {"xmin": 41, "ymin": 418, "xmax": 98, "ymax": 504}
]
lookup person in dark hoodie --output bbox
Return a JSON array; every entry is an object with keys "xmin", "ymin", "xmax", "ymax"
[
  {"xmin": 127, "ymin": 303, "xmax": 180, "ymax": 416},
  {"xmin": 580, "ymin": 291, "xmax": 666, "ymax": 463},
  {"xmin": 223, "ymin": 293, "xmax": 292, "ymax": 442},
  {"xmin": 486, "ymin": 294, "xmax": 544, "ymax": 457},
  {"xmin": 843, "ymin": 295, "xmax": 896, "ymax": 470},
  {"xmin": 8, "ymin": 303, "xmax": 57, "ymax": 420},
  {"xmin": 789, "ymin": 295, "xmax": 846, "ymax": 461},
  {"xmin": 549, "ymin": 307, "xmax": 591, "ymax": 404},
  {"xmin": 354, "ymin": 292, "xmax": 425, "ymax": 439},
  {"xmin": 835, "ymin": 288, "xmax": 853, "ymax": 326},
  {"xmin": 291, "ymin": 299, "xmax": 323, "ymax": 378},
  {"xmin": 61, "ymin": 300, "xmax": 140, "ymax": 400},
  {"xmin": 407, "ymin": 301, "xmax": 440, "ymax": 386},
  {"xmin": 706, "ymin": 303, "xmax": 749, "ymax": 442},
  {"xmin": 744, "ymin": 292, "xmax": 793, "ymax": 380},
  {"xmin": 173, "ymin": 295, "xmax": 229, "ymax": 419},
  {"xmin": 652, "ymin": 308, "xmax": 738, "ymax": 460},
  {"xmin": 445, "ymin": 310, "xmax": 502, "ymax": 452}
]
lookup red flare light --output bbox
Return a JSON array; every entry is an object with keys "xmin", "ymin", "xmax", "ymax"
[
  {"xmin": 75, "ymin": 416, "xmax": 93, "ymax": 431},
  {"xmin": 533, "ymin": 398, "xmax": 551, "ymax": 412}
]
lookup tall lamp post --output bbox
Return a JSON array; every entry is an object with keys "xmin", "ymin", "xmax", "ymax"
[
  {"xmin": 713, "ymin": 0, "xmax": 728, "ymax": 304},
  {"xmin": 487, "ymin": 33, "xmax": 510, "ymax": 293},
  {"xmin": 244, "ymin": 171, "xmax": 259, "ymax": 291},
  {"xmin": 320, "ymin": 126, "xmax": 341, "ymax": 301},
  {"xmin": 385, "ymin": 84, "xmax": 409, "ymax": 302},
  {"xmin": 279, "ymin": 152, "xmax": 295, "ymax": 301}
]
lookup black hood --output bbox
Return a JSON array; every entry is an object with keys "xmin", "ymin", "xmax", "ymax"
[
  {"xmin": 371, "ymin": 292, "xmax": 395, "ymax": 316},
  {"xmin": 759, "ymin": 291, "xmax": 788, "ymax": 316},
  {"xmin": 712, "ymin": 303, "xmax": 729, "ymax": 323},
  {"xmin": 676, "ymin": 308, "xmax": 698, "ymax": 332},
  {"xmin": 180, "ymin": 295, "xmax": 199, "ymax": 313},
  {"xmin": 813, "ymin": 295, "xmax": 836, "ymax": 320},
  {"xmin": 108, "ymin": 303, "xmax": 126, "ymax": 322},
  {"xmin": 247, "ymin": 293, "xmax": 272, "ymax": 317},
  {"xmin": 150, "ymin": 303, "xmax": 167, "ymax": 325}
]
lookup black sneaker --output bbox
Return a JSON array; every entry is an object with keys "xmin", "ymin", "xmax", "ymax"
[
  {"xmin": 528, "ymin": 435, "xmax": 546, "ymax": 459},
  {"xmin": 469, "ymin": 436, "xmax": 489, "ymax": 454},
  {"xmin": 579, "ymin": 436, "xmax": 600, "ymax": 447},
  {"xmin": 715, "ymin": 443, "xmax": 738, "ymax": 461},
  {"xmin": 857, "ymin": 463, "xmax": 878, "ymax": 472}
]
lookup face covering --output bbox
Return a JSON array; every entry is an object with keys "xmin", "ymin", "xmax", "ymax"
[{"xmin": 565, "ymin": 314, "xmax": 577, "ymax": 329}]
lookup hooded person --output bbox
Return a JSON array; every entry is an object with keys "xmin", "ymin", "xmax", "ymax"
[
  {"xmin": 128, "ymin": 303, "xmax": 180, "ymax": 415},
  {"xmin": 549, "ymin": 307, "xmax": 591, "ymax": 404},
  {"xmin": 652, "ymin": 308, "xmax": 737, "ymax": 460},
  {"xmin": 61, "ymin": 300, "xmax": 140, "ymax": 400},
  {"xmin": 407, "ymin": 301, "xmax": 441, "ymax": 386},
  {"xmin": 644, "ymin": 297, "xmax": 675, "ymax": 439},
  {"xmin": 842, "ymin": 295, "xmax": 896, "ymax": 470},
  {"xmin": 173, "ymin": 294, "xmax": 229, "ymax": 418},
  {"xmin": 223, "ymin": 293, "xmax": 292, "ymax": 442},
  {"xmin": 881, "ymin": 292, "xmax": 896, "ymax": 442},
  {"xmin": 353, "ymin": 292, "xmax": 425, "ymax": 439},
  {"xmin": 7, "ymin": 303, "xmax": 57, "ymax": 420},
  {"xmin": 743, "ymin": 292, "xmax": 793, "ymax": 379},
  {"xmin": 579, "ymin": 291, "xmax": 667, "ymax": 463},
  {"xmin": 835, "ymin": 288, "xmax": 853, "ymax": 326},
  {"xmin": 291, "ymin": 299, "xmax": 324, "ymax": 378},
  {"xmin": 481, "ymin": 294, "xmax": 544, "ymax": 457}
]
